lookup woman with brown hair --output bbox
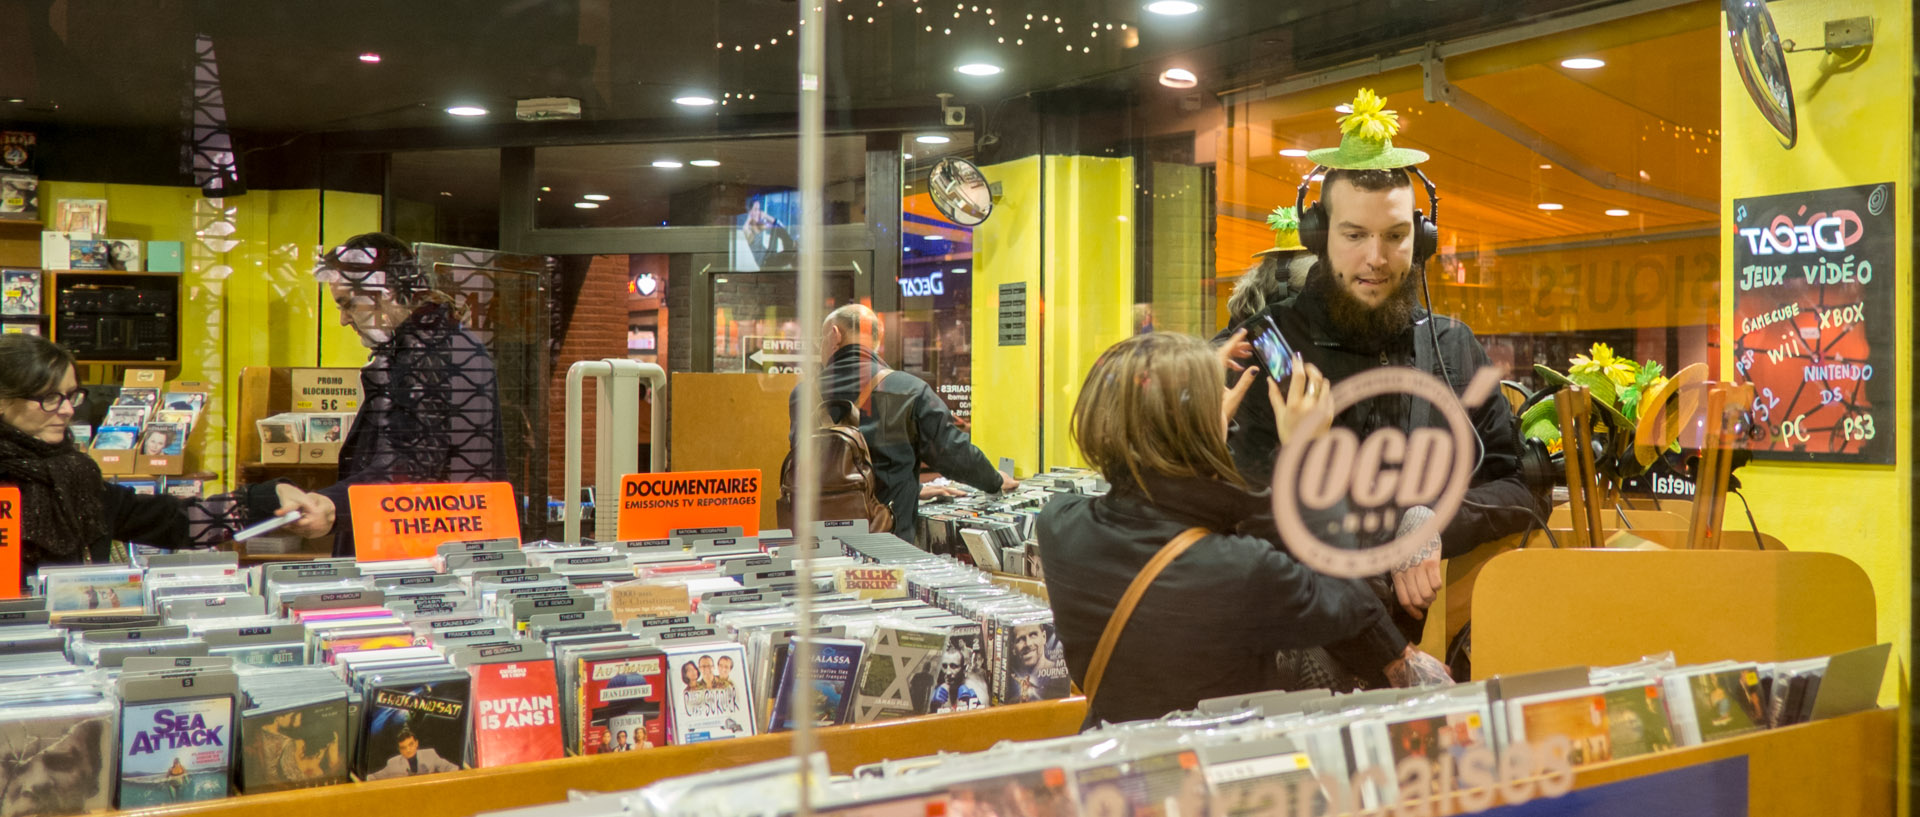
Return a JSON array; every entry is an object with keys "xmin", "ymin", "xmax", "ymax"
[
  {"xmin": 1037, "ymin": 331, "xmax": 1449, "ymax": 725},
  {"xmin": 0, "ymin": 334, "xmax": 333, "ymax": 582}
]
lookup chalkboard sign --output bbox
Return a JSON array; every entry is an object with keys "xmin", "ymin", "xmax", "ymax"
[{"xmin": 1731, "ymin": 182, "xmax": 1896, "ymax": 463}]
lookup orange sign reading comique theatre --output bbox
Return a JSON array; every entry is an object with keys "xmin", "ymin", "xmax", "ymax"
[
  {"xmin": 0, "ymin": 487, "xmax": 18, "ymax": 599},
  {"xmin": 350, "ymin": 482, "xmax": 520, "ymax": 561},
  {"xmin": 616, "ymin": 470, "xmax": 762, "ymax": 540}
]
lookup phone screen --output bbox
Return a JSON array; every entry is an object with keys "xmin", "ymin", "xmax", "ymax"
[{"xmin": 1249, "ymin": 315, "xmax": 1295, "ymax": 381}]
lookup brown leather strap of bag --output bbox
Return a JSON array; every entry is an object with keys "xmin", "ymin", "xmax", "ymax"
[
  {"xmin": 1081, "ymin": 526, "xmax": 1211, "ymax": 702},
  {"xmin": 852, "ymin": 369, "xmax": 892, "ymax": 422}
]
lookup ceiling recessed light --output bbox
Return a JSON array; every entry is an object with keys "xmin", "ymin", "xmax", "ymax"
[
  {"xmin": 955, "ymin": 62, "xmax": 1002, "ymax": 76},
  {"xmin": 915, "ymin": 134, "xmax": 952, "ymax": 144},
  {"xmin": 652, "ymin": 160, "xmax": 684, "ymax": 168},
  {"xmin": 358, "ymin": 53, "xmax": 382, "ymax": 64},
  {"xmin": 438, "ymin": 191, "xmax": 452, "ymax": 197},
  {"xmin": 1560, "ymin": 57, "xmax": 1605, "ymax": 70},
  {"xmin": 1335, "ymin": 104, "xmax": 1353, "ymax": 114},
  {"xmin": 1606, "ymin": 208, "xmax": 1631, "ymax": 216},
  {"xmin": 3, "ymin": 98, "xmax": 22, "ymax": 104},
  {"xmin": 1537, "ymin": 202, "xmax": 1564, "ymax": 211},
  {"xmin": 673, "ymin": 95, "xmax": 717, "ymax": 107},
  {"xmin": 903, "ymin": 152, "xmax": 915, "ymax": 160},
  {"xmin": 574, "ymin": 202, "xmax": 601, "ymax": 209},
  {"xmin": 1279, "ymin": 148, "xmax": 1310, "ymax": 157},
  {"xmin": 1144, "ymin": 0, "xmax": 1200, "ymax": 14},
  {"xmin": 1159, "ymin": 68, "xmax": 1198, "ymax": 88},
  {"xmin": 445, "ymin": 105, "xmax": 488, "ymax": 117},
  {"xmin": 540, "ymin": 186, "xmax": 551, "ymax": 192},
  {"xmin": 690, "ymin": 159, "xmax": 722, "ymax": 167},
  {"xmin": 1539, "ymin": 163, "xmax": 1552, "ymax": 169},
  {"xmin": 583, "ymin": 194, "xmax": 611, "ymax": 201}
]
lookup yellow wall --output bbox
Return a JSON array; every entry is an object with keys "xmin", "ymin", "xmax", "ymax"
[
  {"xmin": 36, "ymin": 183, "xmax": 379, "ymax": 490},
  {"xmin": 970, "ymin": 155, "xmax": 1138, "ymax": 475},
  {"xmin": 970, "ymin": 157, "xmax": 1042, "ymax": 476},
  {"xmin": 1718, "ymin": 0, "xmax": 1912, "ymax": 770},
  {"xmin": 1042, "ymin": 156, "xmax": 1137, "ymax": 468}
]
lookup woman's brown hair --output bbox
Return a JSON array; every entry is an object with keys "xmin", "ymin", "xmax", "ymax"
[{"xmin": 1070, "ymin": 332, "xmax": 1245, "ymax": 493}]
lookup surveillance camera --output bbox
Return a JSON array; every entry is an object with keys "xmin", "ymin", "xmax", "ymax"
[{"xmin": 936, "ymin": 92, "xmax": 966, "ymax": 127}]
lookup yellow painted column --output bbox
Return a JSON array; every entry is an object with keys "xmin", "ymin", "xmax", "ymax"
[
  {"xmin": 969, "ymin": 156, "xmax": 1042, "ymax": 476},
  {"xmin": 1042, "ymin": 156, "xmax": 1136, "ymax": 469},
  {"xmin": 1718, "ymin": 0, "xmax": 1911, "ymax": 810}
]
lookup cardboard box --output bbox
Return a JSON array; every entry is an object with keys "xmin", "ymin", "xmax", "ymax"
[
  {"xmin": 90, "ymin": 449, "xmax": 135, "ymax": 475},
  {"xmin": 300, "ymin": 443, "xmax": 343, "ymax": 465},
  {"xmin": 147, "ymin": 241, "xmax": 184, "ymax": 273},
  {"xmin": 261, "ymin": 442, "xmax": 300, "ymax": 464},
  {"xmin": 136, "ymin": 453, "xmax": 182, "ymax": 476},
  {"xmin": 290, "ymin": 368, "xmax": 362, "ymax": 412},
  {"xmin": 124, "ymin": 369, "xmax": 168, "ymax": 389}
]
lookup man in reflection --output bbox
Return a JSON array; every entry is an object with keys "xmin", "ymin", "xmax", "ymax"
[
  {"xmin": 789, "ymin": 304, "xmax": 1017, "ymax": 543},
  {"xmin": 311, "ymin": 233, "xmax": 506, "ymax": 557},
  {"xmin": 1224, "ymin": 90, "xmax": 1538, "ymax": 638}
]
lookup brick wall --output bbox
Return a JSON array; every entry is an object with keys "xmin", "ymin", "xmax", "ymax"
[{"xmin": 547, "ymin": 254, "xmax": 630, "ymax": 523}]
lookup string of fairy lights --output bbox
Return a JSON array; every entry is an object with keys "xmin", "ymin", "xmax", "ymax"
[{"xmin": 712, "ymin": 0, "xmax": 1131, "ymax": 55}]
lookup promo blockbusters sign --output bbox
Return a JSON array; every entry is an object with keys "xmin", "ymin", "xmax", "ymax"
[
  {"xmin": 350, "ymin": 482, "xmax": 520, "ymax": 561},
  {"xmin": 1731, "ymin": 182, "xmax": 1896, "ymax": 463},
  {"xmin": 616, "ymin": 470, "xmax": 762, "ymax": 540}
]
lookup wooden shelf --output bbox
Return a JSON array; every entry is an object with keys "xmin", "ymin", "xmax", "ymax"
[
  {"xmin": 0, "ymin": 219, "xmax": 43, "ymax": 229},
  {"xmin": 105, "ymin": 697, "xmax": 1092, "ymax": 817},
  {"xmin": 241, "ymin": 462, "xmax": 341, "ymax": 471}
]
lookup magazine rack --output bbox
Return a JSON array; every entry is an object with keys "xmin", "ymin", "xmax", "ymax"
[
  {"xmin": 112, "ymin": 697, "xmax": 1091, "ymax": 817},
  {"xmin": 1467, "ymin": 548, "xmax": 1875, "ymax": 679}
]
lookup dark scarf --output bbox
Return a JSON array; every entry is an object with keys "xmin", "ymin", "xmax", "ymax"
[
  {"xmin": 1109, "ymin": 471, "xmax": 1277, "ymax": 538},
  {"xmin": 0, "ymin": 421, "xmax": 107, "ymax": 562}
]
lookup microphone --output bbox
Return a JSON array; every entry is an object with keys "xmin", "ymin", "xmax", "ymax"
[{"xmin": 1392, "ymin": 505, "xmax": 1438, "ymax": 573}]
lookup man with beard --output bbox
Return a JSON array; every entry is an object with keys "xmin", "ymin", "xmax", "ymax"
[{"xmin": 1223, "ymin": 89, "xmax": 1538, "ymax": 632}]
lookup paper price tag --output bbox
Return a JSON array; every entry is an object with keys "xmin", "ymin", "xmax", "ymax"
[{"xmin": 349, "ymin": 482, "xmax": 519, "ymax": 562}]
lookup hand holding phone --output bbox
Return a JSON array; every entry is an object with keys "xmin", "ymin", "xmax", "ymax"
[{"xmin": 1248, "ymin": 315, "xmax": 1296, "ymax": 383}]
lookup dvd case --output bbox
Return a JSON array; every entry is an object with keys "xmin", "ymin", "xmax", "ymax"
[
  {"xmin": 574, "ymin": 647, "xmax": 667, "ymax": 754},
  {"xmin": 767, "ymin": 637, "xmax": 865, "ymax": 732},
  {"xmin": 0, "ymin": 700, "xmax": 116, "ymax": 816},
  {"xmin": 357, "ymin": 671, "xmax": 471, "ymax": 780},
  {"xmin": 116, "ymin": 675, "xmax": 237, "ymax": 807},
  {"xmin": 662, "ymin": 642, "xmax": 756, "ymax": 744},
  {"xmin": 851, "ymin": 626, "xmax": 948, "ymax": 723},
  {"xmin": 469, "ymin": 660, "xmax": 564, "ymax": 768}
]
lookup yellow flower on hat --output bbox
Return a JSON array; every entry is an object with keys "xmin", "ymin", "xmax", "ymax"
[
  {"xmin": 1337, "ymin": 88, "xmax": 1400, "ymax": 144},
  {"xmin": 1307, "ymin": 88, "xmax": 1430, "ymax": 170}
]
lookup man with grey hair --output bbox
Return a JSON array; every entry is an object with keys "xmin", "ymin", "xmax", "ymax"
[{"xmin": 789, "ymin": 304, "xmax": 1015, "ymax": 543}]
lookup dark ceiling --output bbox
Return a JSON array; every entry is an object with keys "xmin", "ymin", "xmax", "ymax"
[{"xmin": 2, "ymin": 0, "xmax": 1622, "ymax": 135}]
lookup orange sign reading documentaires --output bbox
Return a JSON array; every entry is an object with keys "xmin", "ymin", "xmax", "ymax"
[
  {"xmin": 616, "ymin": 470, "xmax": 761, "ymax": 540},
  {"xmin": 350, "ymin": 482, "xmax": 520, "ymax": 562},
  {"xmin": 0, "ymin": 487, "xmax": 18, "ymax": 599}
]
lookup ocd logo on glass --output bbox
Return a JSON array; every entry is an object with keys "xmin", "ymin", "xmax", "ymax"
[{"xmin": 1272, "ymin": 366, "xmax": 1502, "ymax": 578}]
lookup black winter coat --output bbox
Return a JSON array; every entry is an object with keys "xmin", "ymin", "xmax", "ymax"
[
  {"xmin": 1222, "ymin": 281, "xmax": 1541, "ymax": 558},
  {"xmin": 788, "ymin": 345, "xmax": 1004, "ymax": 542},
  {"xmin": 319, "ymin": 303, "xmax": 506, "ymax": 557},
  {"xmin": 1038, "ymin": 473, "xmax": 1408, "ymax": 726}
]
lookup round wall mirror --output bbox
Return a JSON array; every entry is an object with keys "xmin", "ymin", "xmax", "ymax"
[
  {"xmin": 929, "ymin": 157, "xmax": 994, "ymax": 226},
  {"xmin": 1723, "ymin": 0, "xmax": 1796, "ymax": 148}
]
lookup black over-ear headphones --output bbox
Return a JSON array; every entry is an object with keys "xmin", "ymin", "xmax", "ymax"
[{"xmin": 1295, "ymin": 165, "xmax": 1441, "ymax": 265}]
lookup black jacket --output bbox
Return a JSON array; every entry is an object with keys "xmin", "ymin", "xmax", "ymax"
[
  {"xmin": 18, "ymin": 482, "xmax": 284, "ymax": 576},
  {"xmin": 788, "ymin": 345, "xmax": 1003, "ymax": 542},
  {"xmin": 1038, "ymin": 474, "xmax": 1409, "ymax": 725},
  {"xmin": 1222, "ymin": 280, "xmax": 1540, "ymax": 558},
  {"xmin": 319, "ymin": 303, "xmax": 507, "ymax": 557}
]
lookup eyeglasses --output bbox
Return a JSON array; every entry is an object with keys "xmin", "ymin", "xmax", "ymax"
[{"xmin": 31, "ymin": 389, "xmax": 86, "ymax": 412}]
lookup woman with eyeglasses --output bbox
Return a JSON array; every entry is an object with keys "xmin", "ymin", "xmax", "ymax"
[{"xmin": 0, "ymin": 334, "xmax": 335, "ymax": 579}]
